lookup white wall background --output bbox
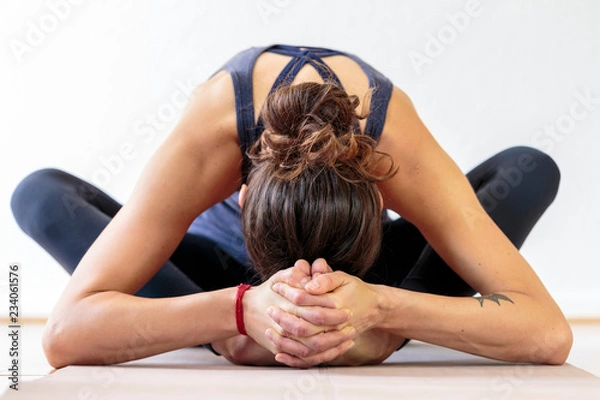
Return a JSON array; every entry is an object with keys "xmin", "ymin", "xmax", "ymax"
[{"xmin": 1, "ymin": 0, "xmax": 598, "ymax": 318}]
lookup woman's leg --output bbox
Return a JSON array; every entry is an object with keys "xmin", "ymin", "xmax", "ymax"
[
  {"xmin": 10, "ymin": 168, "xmax": 252, "ymax": 298},
  {"xmin": 367, "ymin": 146, "xmax": 561, "ymax": 296}
]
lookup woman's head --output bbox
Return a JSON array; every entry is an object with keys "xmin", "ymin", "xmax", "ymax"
[{"xmin": 241, "ymin": 82, "xmax": 396, "ymax": 281}]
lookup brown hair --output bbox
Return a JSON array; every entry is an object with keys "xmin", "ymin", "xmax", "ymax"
[{"xmin": 242, "ymin": 82, "xmax": 396, "ymax": 281}]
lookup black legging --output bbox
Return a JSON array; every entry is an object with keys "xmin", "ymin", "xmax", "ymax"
[{"xmin": 10, "ymin": 146, "xmax": 560, "ymax": 299}]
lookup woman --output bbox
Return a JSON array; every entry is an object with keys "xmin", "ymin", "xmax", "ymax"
[{"xmin": 11, "ymin": 44, "xmax": 572, "ymax": 368}]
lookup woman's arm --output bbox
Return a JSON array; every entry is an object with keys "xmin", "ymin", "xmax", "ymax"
[
  {"xmin": 375, "ymin": 87, "xmax": 571, "ymax": 363},
  {"xmin": 42, "ymin": 72, "xmax": 245, "ymax": 368}
]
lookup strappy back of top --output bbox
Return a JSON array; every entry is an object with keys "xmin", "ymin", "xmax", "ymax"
[{"xmin": 219, "ymin": 44, "xmax": 394, "ymax": 181}]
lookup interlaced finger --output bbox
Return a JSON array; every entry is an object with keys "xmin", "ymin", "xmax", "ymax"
[
  {"xmin": 266, "ymin": 327, "xmax": 355, "ymax": 360},
  {"xmin": 272, "ymin": 282, "xmax": 337, "ymax": 307},
  {"xmin": 268, "ymin": 305, "xmax": 350, "ymax": 336},
  {"xmin": 274, "ymin": 339, "xmax": 355, "ymax": 368}
]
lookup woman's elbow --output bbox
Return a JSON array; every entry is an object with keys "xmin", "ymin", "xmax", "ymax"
[
  {"xmin": 42, "ymin": 319, "xmax": 72, "ymax": 369},
  {"xmin": 543, "ymin": 321, "xmax": 573, "ymax": 365},
  {"xmin": 527, "ymin": 319, "xmax": 573, "ymax": 365},
  {"xmin": 42, "ymin": 314, "xmax": 92, "ymax": 369}
]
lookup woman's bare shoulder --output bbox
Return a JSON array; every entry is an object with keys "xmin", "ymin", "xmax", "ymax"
[
  {"xmin": 380, "ymin": 86, "xmax": 417, "ymax": 137},
  {"xmin": 377, "ymin": 86, "xmax": 431, "ymax": 167},
  {"xmin": 175, "ymin": 70, "xmax": 239, "ymax": 145}
]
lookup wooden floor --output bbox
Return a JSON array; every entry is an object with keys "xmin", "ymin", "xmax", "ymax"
[{"xmin": 1, "ymin": 322, "xmax": 599, "ymax": 398}]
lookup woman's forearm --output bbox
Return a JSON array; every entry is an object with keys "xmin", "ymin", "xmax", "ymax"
[
  {"xmin": 375, "ymin": 286, "xmax": 572, "ymax": 365},
  {"xmin": 44, "ymin": 259, "xmax": 350, "ymax": 369},
  {"xmin": 43, "ymin": 288, "xmax": 238, "ymax": 368}
]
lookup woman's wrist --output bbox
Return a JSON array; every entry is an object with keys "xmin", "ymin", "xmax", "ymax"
[
  {"xmin": 372, "ymin": 284, "xmax": 403, "ymax": 332},
  {"xmin": 193, "ymin": 286, "xmax": 240, "ymax": 340},
  {"xmin": 235, "ymin": 284, "xmax": 252, "ymax": 335},
  {"xmin": 240, "ymin": 285, "xmax": 260, "ymax": 341}
]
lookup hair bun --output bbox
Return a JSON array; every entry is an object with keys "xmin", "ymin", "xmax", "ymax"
[{"xmin": 249, "ymin": 82, "xmax": 394, "ymax": 182}]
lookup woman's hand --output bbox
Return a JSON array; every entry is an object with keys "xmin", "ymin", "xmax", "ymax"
[
  {"xmin": 241, "ymin": 260, "xmax": 355, "ymax": 367},
  {"xmin": 274, "ymin": 328, "xmax": 404, "ymax": 367},
  {"xmin": 270, "ymin": 259, "xmax": 385, "ymax": 335},
  {"xmin": 326, "ymin": 328, "xmax": 406, "ymax": 366},
  {"xmin": 210, "ymin": 335, "xmax": 277, "ymax": 366},
  {"xmin": 265, "ymin": 259, "xmax": 407, "ymax": 367}
]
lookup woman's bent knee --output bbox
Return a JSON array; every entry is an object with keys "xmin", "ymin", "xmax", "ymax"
[
  {"xmin": 501, "ymin": 146, "xmax": 561, "ymax": 204},
  {"xmin": 11, "ymin": 168, "xmax": 75, "ymax": 237},
  {"xmin": 522, "ymin": 147, "xmax": 560, "ymax": 201}
]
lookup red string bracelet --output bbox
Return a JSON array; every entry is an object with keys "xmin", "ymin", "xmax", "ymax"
[{"xmin": 235, "ymin": 284, "xmax": 252, "ymax": 336}]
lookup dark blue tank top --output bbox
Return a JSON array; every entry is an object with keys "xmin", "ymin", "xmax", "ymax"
[{"xmin": 188, "ymin": 44, "xmax": 394, "ymax": 266}]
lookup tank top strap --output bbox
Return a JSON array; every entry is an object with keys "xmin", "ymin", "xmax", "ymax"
[
  {"xmin": 267, "ymin": 47, "xmax": 344, "ymax": 93},
  {"xmin": 258, "ymin": 46, "xmax": 359, "ymax": 138}
]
